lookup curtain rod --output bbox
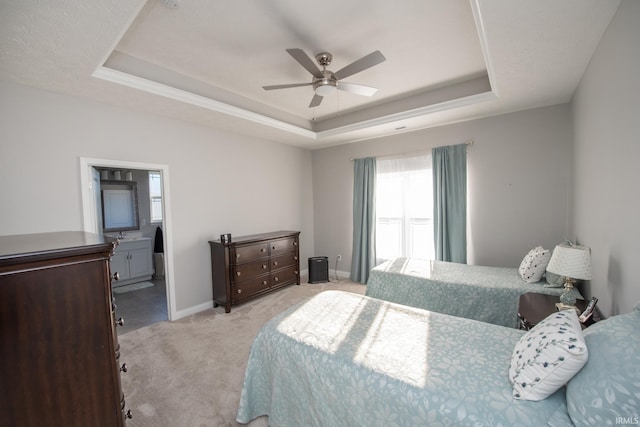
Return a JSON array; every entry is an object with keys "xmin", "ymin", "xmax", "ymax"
[{"xmin": 351, "ymin": 140, "xmax": 473, "ymax": 161}]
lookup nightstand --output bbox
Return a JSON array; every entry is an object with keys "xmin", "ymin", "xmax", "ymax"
[{"xmin": 518, "ymin": 293, "xmax": 602, "ymax": 330}]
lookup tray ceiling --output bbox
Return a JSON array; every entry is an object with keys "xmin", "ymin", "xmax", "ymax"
[{"xmin": 0, "ymin": 0, "xmax": 620, "ymax": 148}]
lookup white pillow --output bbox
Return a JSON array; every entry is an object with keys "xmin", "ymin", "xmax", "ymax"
[
  {"xmin": 519, "ymin": 246, "xmax": 551, "ymax": 283},
  {"xmin": 509, "ymin": 309, "xmax": 588, "ymax": 401}
]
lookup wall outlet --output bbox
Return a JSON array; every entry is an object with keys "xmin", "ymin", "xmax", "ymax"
[{"xmin": 337, "ymin": 254, "xmax": 342, "ymax": 261}]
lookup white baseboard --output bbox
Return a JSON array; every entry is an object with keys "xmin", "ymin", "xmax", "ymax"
[
  {"xmin": 174, "ymin": 300, "xmax": 214, "ymax": 320},
  {"xmin": 299, "ymin": 268, "xmax": 352, "ymax": 281},
  {"xmin": 174, "ymin": 268, "xmax": 354, "ymax": 321},
  {"xmin": 334, "ymin": 269, "xmax": 351, "ymax": 279}
]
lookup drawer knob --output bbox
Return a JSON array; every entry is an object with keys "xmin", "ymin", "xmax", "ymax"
[
  {"xmin": 236, "ymin": 271, "xmax": 241, "ymax": 277},
  {"xmin": 273, "ymin": 261, "xmax": 278, "ymax": 266},
  {"xmin": 124, "ymin": 409, "xmax": 133, "ymax": 419},
  {"xmin": 274, "ymin": 277, "xmax": 279, "ymax": 282},
  {"xmin": 236, "ymin": 254, "xmax": 240, "ymax": 259},
  {"xmin": 112, "ymin": 272, "xmax": 120, "ymax": 281},
  {"xmin": 295, "ymin": 271, "xmax": 299, "ymax": 275},
  {"xmin": 272, "ymin": 246, "xmax": 276, "ymax": 250},
  {"xmin": 293, "ymin": 241, "xmax": 297, "ymax": 246},
  {"xmin": 261, "ymin": 248, "xmax": 266, "ymax": 253},
  {"xmin": 262, "ymin": 280, "xmax": 268, "ymax": 285},
  {"xmin": 294, "ymin": 256, "xmax": 298, "ymax": 261},
  {"xmin": 262, "ymin": 264, "xmax": 267, "ymax": 269},
  {"xmin": 120, "ymin": 363, "xmax": 128, "ymax": 373},
  {"xmin": 237, "ymin": 288, "xmax": 242, "ymax": 294},
  {"xmin": 116, "ymin": 317, "xmax": 125, "ymax": 327}
]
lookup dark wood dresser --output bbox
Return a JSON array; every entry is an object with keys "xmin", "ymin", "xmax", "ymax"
[
  {"xmin": 209, "ymin": 230, "xmax": 300, "ymax": 313},
  {"xmin": 0, "ymin": 231, "xmax": 130, "ymax": 427}
]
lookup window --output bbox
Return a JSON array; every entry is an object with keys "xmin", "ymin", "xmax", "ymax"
[
  {"xmin": 376, "ymin": 155, "xmax": 434, "ymax": 262},
  {"xmin": 149, "ymin": 171, "xmax": 163, "ymax": 223}
]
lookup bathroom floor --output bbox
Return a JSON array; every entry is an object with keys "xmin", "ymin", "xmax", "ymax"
[{"xmin": 114, "ymin": 277, "xmax": 168, "ymax": 335}]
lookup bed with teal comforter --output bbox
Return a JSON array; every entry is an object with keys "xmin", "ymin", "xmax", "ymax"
[
  {"xmin": 366, "ymin": 258, "xmax": 581, "ymax": 328},
  {"xmin": 236, "ymin": 290, "xmax": 573, "ymax": 427}
]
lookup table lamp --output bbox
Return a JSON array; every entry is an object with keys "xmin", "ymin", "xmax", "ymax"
[{"xmin": 546, "ymin": 243, "xmax": 592, "ymax": 311}]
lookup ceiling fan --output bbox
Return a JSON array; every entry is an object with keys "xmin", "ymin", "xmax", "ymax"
[{"xmin": 263, "ymin": 48, "xmax": 386, "ymax": 108}]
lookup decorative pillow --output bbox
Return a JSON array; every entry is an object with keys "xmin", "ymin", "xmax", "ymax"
[
  {"xmin": 566, "ymin": 303, "xmax": 640, "ymax": 426},
  {"xmin": 519, "ymin": 246, "xmax": 552, "ymax": 283},
  {"xmin": 509, "ymin": 309, "xmax": 588, "ymax": 401}
]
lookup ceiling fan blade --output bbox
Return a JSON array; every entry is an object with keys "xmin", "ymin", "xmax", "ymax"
[
  {"xmin": 286, "ymin": 48, "xmax": 323, "ymax": 78},
  {"xmin": 333, "ymin": 50, "xmax": 386, "ymax": 80},
  {"xmin": 309, "ymin": 94, "xmax": 323, "ymax": 108},
  {"xmin": 338, "ymin": 82, "xmax": 378, "ymax": 97},
  {"xmin": 263, "ymin": 82, "xmax": 312, "ymax": 90}
]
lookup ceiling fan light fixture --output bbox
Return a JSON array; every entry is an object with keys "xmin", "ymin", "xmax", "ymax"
[{"xmin": 314, "ymin": 79, "xmax": 337, "ymax": 97}]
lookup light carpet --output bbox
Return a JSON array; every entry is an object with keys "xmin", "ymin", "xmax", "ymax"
[
  {"xmin": 119, "ymin": 279, "xmax": 366, "ymax": 427},
  {"xmin": 114, "ymin": 281, "xmax": 154, "ymax": 294}
]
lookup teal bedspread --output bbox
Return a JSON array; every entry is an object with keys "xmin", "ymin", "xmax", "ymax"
[
  {"xmin": 236, "ymin": 291, "xmax": 572, "ymax": 427},
  {"xmin": 366, "ymin": 258, "xmax": 582, "ymax": 328}
]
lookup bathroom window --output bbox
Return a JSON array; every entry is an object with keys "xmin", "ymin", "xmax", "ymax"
[{"xmin": 149, "ymin": 171, "xmax": 163, "ymax": 223}]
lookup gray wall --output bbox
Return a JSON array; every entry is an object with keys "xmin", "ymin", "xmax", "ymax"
[
  {"xmin": 0, "ymin": 81, "xmax": 314, "ymax": 316},
  {"xmin": 571, "ymin": 0, "xmax": 640, "ymax": 317},
  {"xmin": 312, "ymin": 104, "xmax": 573, "ymax": 274}
]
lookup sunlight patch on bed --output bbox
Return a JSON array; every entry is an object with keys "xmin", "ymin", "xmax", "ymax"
[
  {"xmin": 354, "ymin": 308, "xmax": 431, "ymax": 388},
  {"xmin": 275, "ymin": 292, "xmax": 368, "ymax": 354},
  {"xmin": 378, "ymin": 257, "xmax": 434, "ymax": 279}
]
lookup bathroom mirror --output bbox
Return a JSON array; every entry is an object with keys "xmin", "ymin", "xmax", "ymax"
[{"xmin": 101, "ymin": 181, "xmax": 140, "ymax": 232}]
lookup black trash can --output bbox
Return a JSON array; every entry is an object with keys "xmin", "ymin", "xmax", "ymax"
[{"xmin": 308, "ymin": 256, "xmax": 329, "ymax": 283}]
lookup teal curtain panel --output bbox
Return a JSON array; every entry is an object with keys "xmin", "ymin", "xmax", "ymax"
[
  {"xmin": 433, "ymin": 144, "xmax": 467, "ymax": 263},
  {"xmin": 351, "ymin": 157, "xmax": 377, "ymax": 283}
]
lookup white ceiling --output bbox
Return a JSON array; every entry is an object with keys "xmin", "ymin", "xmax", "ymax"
[{"xmin": 0, "ymin": 0, "xmax": 620, "ymax": 149}]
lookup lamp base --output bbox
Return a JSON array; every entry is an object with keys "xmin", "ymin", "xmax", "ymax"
[
  {"xmin": 559, "ymin": 276, "xmax": 578, "ymax": 307},
  {"xmin": 555, "ymin": 302, "xmax": 581, "ymax": 313}
]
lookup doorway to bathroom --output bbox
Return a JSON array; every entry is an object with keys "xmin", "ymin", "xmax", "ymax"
[{"xmin": 80, "ymin": 158, "xmax": 176, "ymax": 334}]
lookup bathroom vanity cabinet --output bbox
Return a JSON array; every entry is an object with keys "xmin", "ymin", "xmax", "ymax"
[{"xmin": 110, "ymin": 237, "xmax": 153, "ymax": 286}]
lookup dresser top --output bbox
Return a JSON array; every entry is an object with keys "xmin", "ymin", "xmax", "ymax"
[
  {"xmin": 0, "ymin": 231, "xmax": 116, "ymax": 265},
  {"xmin": 210, "ymin": 230, "xmax": 300, "ymax": 245}
]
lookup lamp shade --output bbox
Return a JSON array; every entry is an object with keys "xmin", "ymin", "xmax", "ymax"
[{"xmin": 546, "ymin": 244, "xmax": 592, "ymax": 280}]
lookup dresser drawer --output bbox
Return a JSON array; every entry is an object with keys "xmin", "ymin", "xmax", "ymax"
[
  {"xmin": 234, "ymin": 242, "xmax": 269, "ymax": 264},
  {"xmin": 271, "ymin": 266, "xmax": 298, "ymax": 288},
  {"xmin": 233, "ymin": 259, "xmax": 270, "ymax": 280},
  {"xmin": 270, "ymin": 237, "xmax": 298, "ymax": 255},
  {"xmin": 271, "ymin": 253, "xmax": 298, "ymax": 270},
  {"xmin": 232, "ymin": 276, "xmax": 270, "ymax": 303}
]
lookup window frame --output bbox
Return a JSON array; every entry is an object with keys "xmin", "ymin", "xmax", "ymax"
[{"xmin": 148, "ymin": 171, "xmax": 163, "ymax": 223}]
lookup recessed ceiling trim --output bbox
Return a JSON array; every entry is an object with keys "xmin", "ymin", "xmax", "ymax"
[
  {"xmin": 93, "ymin": 65, "xmax": 497, "ymax": 142},
  {"xmin": 316, "ymin": 90, "xmax": 497, "ymax": 139},
  {"xmin": 92, "ymin": 66, "xmax": 317, "ymax": 139},
  {"xmin": 470, "ymin": 0, "xmax": 499, "ymax": 96}
]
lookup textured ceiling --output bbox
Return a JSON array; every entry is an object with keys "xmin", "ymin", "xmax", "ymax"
[{"xmin": 0, "ymin": 0, "xmax": 621, "ymax": 149}]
